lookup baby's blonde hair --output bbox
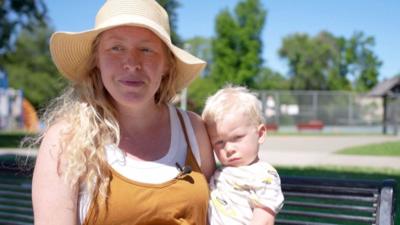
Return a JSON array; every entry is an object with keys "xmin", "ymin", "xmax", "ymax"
[{"xmin": 202, "ymin": 85, "xmax": 265, "ymax": 126}]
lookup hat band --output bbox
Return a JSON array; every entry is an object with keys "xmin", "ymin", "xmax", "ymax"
[{"xmin": 95, "ymin": 14, "xmax": 172, "ymax": 45}]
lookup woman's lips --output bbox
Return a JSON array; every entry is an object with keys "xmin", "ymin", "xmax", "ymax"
[{"xmin": 119, "ymin": 79, "xmax": 145, "ymax": 87}]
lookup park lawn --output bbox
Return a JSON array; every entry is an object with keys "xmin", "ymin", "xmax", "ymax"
[
  {"xmin": 337, "ymin": 141, "xmax": 400, "ymax": 156},
  {"xmin": 0, "ymin": 132, "xmax": 36, "ymax": 148},
  {"xmin": 276, "ymin": 166, "xmax": 400, "ymax": 224}
]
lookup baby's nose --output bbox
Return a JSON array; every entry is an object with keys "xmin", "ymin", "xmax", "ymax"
[{"xmin": 224, "ymin": 144, "xmax": 236, "ymax": 157}]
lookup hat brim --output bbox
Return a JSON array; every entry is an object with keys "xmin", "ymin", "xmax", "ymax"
[{"xmin": 50, "ymin": 19, "xmax": 206, "ymax": 92}]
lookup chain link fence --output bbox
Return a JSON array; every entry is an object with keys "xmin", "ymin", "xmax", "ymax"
[{"xmin": 257, "ymin": 90, "xmax": 399, "ymax": 134}]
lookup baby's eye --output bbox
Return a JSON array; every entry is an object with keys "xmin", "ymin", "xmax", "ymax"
[
  {"xmin": 214, "ymin": 140, "xmax": 224, "ymax": 148},
  {"xmin": 232, "ymin": 135, "xmax": 244, "ymax": 141}
]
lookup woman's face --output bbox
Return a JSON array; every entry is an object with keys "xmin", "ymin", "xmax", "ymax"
[{"xmin": 97, "ymin": 26, "xmax": 169, "ymax": 108}]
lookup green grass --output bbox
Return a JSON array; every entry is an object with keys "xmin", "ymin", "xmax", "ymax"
[
  {"xmin": 337, "ymin": 141, "xmax": 400, "ymax": 156},
  {"xmin": 276, "ymin": 166, "xmax": 400, "ymax": 224},
  {"xmin": 266, "ymin": 129, "xmax": 384, "ymax": 136},
  {"xmin": 0, "ymin": 132, "xmax": 36, "ymax": 148}
]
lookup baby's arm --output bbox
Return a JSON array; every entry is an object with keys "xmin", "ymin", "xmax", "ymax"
[
  {"xmin": 250, "ymin": 207, "xmax": 276, "ymax": 225},
  {"xmin": 249, "ymin": 165, "xmax": 284, "ymax": 225}
]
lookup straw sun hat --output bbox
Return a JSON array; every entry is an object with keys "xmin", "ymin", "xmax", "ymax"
[{"xmin": 50, "ymin": 0, "xmax": 206, "ymax": 92}]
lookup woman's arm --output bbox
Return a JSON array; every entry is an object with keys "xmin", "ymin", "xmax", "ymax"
[
  {"xmin": 32, "ymin": 122, "xmax": 79, "ymax": 225},
  {"xmin": 187, "ymin": 111, "xmax": 216, "ymax": 180}
]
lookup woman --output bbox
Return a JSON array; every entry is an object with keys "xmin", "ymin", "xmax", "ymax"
[{"xmin": 32, "ymin": 0, "xmax": 215, "ymax": 224}]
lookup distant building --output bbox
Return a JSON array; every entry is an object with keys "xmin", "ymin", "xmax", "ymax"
[
  {"xmin": 368, "ymin": 75, "xmax": 400, "ymax": 134},
  {"xmin": 0, "ymin": 70, "xmax": 24, "ymax": 130}
]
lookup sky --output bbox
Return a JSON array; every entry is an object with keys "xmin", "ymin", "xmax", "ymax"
[{"xmin": 44, "ymin": 0, "xmax": 400, "ymax": 81}]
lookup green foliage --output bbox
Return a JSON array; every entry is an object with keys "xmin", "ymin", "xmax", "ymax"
[
  {"xmin": 210, "ymin": 9, "xmax": 239, "ymax": 86},
  {"xmin": 253, "ymin": 67, "xmax": 289, "ymax": 90},
  {"xmin": 347, "ymin": 32, "xmax": 381, "ymax": 91},
  {"xmin": 184, "ymin": 37, "xmax": 215, "ymax": 113},
  {"xmin": 3, "ymin": 24, "xmax": 67, "ymax": 110},
  {"xmin": 187, "ymin": 76, "xmax": 218, "ymax": 113},
  {"xmin": 279, "ymin": 31, "xmax": 381, "ymax": 91},
  {"xmin": 156, "ymin": 0, "xmax": 182, "ymax": 46},
  {"xmin": 185, "ymin": 36, "xmax": 213, "ymax": 76},
  {"xmin": 0, "ymin": 0, "xmax": 47, "ymax": 55},
  {"xmin": 337, "ymin": 141, "xmax": 400, "ymax": 156},
  {"xmin": 211, "ymin": 0, "xmax": 266, "ymax": 88},
  {"xmin": 0, "ymin": 131, "xmax": 34, "ymax": 148}
]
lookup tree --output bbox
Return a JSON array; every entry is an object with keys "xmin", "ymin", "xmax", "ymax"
[
  {"xmin": 210, "ymin": 9, "xmax": 239, "ymax": 86},
  {"xmin": 3, "ymin": 24, "xmax": 67, "ymax": 109},
  {"xmin": 234, "ymin": 0, "xmax": 266, "ymax": 87},
  {"xmin": 185, "ymin": 36, "xmax": 212, "ymax": 76},
  {"xmin": 184, "ymin": 36, "xmax": 214, "ymax": 112},
  {"xmin": 210, "ymin": 0, "xmax": 266, "ymax": 88},
  {"xmin": 279, "ymin": 33, "xmax": 330, "ymax": 90},
  {"xmin": 253, "ymin": 67, "xmax": 289, "ymax": 90},
  {"xmin": 187, "ymin": 76, "xmax": 218, "ymax": 113},
  {"xmin": 345, "ymin": 32, "xmax": 381, "ymax": 91},
  {"xmin": 0, "ymin": 0, "xmax": 47, "ymax": 55},
  {"xmin": 279, "ymin": 31, "xmax": 381, "ymax": 91},
  {"xmin": 156, "ymin": 0, "xmax": 182, "ymax": 46}
]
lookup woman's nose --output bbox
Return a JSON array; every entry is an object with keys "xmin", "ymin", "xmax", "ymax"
[{"xmin": 123, "ymin": 51, "xmax": 141, "ymax": 71}]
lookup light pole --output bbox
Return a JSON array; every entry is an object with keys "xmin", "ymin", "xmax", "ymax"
[{"xmin": 180, "ymin": 43, "xmax": 192, "ymax": 110}]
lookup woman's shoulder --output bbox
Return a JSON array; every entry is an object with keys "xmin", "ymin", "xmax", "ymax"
[
  {"xmin": 38, "ymin": 119, "xmax": 72, "ymax": 157},
  {"xmin": 180, "ymin": 109, "xmax": 203, "ymax": 127},
  {"xmin": 43, "ymin": 119, "xmax": 71, "ymax": 141},
  {"xmin": 177, "ymin": 108, "xmax": 215, "ymax": 179}
]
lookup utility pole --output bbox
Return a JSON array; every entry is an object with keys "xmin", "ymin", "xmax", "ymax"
[{"xmin": 180, "ymin": 43, "xmax": 192, "ymax": 110}]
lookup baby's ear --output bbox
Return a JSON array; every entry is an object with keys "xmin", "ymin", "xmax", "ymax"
[{"xmin": 257, "ymin": 124, "xmax": 267, "ymax": 144}]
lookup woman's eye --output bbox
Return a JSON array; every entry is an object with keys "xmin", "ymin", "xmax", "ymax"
[
  {"xmin": 111, "ymin": 45, "xmax": 124, "ymax": 52},
  {"xmin": 140, "ymin": 47, "xmax": 153, "ymax": 53}
]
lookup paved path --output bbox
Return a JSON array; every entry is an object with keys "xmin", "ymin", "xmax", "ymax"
[
  {"xmin": 2, "ymin": 135, "xmax": 400, "ymax": 170},
  {"xmin": 259, "ymin": 135, "xmax": 400, "ymax": 170}
]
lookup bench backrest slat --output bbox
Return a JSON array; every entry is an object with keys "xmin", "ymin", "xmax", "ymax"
[
  {"xmin": 281, "ymin": 209, "xmax": 376, "ymax": 223},
  {"xmin": 284, "ymin": 184, "xmax": 379, "ymax": 195},
  {"xmin": 0, "ymin": 166, "xmax": 33, "ymax": 225},
  {"xmin": 285, "ymin": 200, "xmax": 376, "ymax": 213},
  {"xmin": 276, "ymin": 176, "xmax": 396, "ymax": 225},
  {"xmin": 285, "ymin": 192, "xmax": 378, "ymax": 202},
  {"xmin": 0, "ymin": 211, "xmax": 34, "ymax": 221},
  {"xmin": 276, "ymin": 218, "xmax": 340, "ymax": 225}
]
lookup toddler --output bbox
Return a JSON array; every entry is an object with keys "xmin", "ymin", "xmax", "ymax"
[{"xmin": 202, "ymin": 85, "xmax": 284, "ymax": 225}]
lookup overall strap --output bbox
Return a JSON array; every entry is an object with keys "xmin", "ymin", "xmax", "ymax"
[{"xmin": 176, "ymin": 108, "xmax": 193, "ymax": 152}]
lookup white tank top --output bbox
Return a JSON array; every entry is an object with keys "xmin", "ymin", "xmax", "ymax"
[{"xmin": 78, "ymin": 104, "xmax": 201, "ymax": 223}]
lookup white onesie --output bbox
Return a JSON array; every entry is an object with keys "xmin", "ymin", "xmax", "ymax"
[{"xmin": 208, "ymin": 162, "xmax": 284, "ymax": 225}]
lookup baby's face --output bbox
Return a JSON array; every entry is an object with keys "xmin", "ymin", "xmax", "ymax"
[{"xmin": 207, "ymin": 112, "xmax": 266, "ymax": 167}]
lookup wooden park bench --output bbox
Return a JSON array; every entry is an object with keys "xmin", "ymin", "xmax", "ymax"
[
  {"xmin": 266, "ymin": 123, "xmax": 279, "ymax": 132},
  {"xmin": 0, "ymin": 155, "xmax": 397, "ymax": 225},
  {"xmin": 0, "ymin": 155, "xmax": 33, "ymax": 225},
  {"xmin": 276, "ymin": 175, "xmax": 397, "ymax": 225},
  {"xmin": 297, "ymin": 120, "xmax": 324, "ymax": 131}
]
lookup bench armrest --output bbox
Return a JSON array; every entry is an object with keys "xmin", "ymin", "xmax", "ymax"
[{"xmin": 378, "ymin": 179, "xmax": 396, "ymax": 225}]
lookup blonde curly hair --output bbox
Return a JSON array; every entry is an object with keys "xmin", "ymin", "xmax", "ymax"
[{"xmin": 32, "ymin": 33, "xmax": 178, "ymax": 205}]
